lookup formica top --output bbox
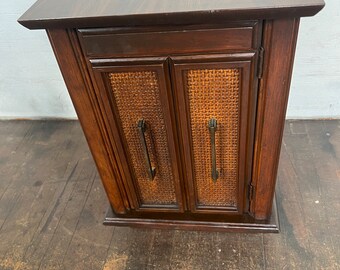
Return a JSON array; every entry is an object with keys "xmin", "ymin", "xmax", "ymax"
[{"xmin": 18, "ymin": 0, "xmax": 325, "ymax": 29}]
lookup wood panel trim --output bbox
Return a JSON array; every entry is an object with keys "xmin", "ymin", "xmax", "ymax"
[
  {"xmin": 78, "ymin": 24, "xmax": 258, "ymax": 58},
  {"xmin": 18, "ymin": 1, "xmax": 324, "ymax": 30},
  {"xmin": 104, "ymin": 195, "xmax": 279, "ymax": 233},
  {"xmin": 47, "ymin": 29, "xmax": 127, "ymax": 214},
  {"xmin": 251, "ymin": 18, "xmax": 300, "ymax": 220}
]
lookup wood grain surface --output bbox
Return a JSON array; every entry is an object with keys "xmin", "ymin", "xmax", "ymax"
[
  {"xmin": 251, "ymin": 18, "xmax": 300, "ymax": 220},
  {"xmin": 18, "ymin": 0, "xmax": 324, "ymax": 29},
  {"xmin": 47, "ymin": 29, "xmax": 128, "ymax": 215},
  {"xmin": 0, "ymin": 120, "xmax": 339, "ymax": 269}
]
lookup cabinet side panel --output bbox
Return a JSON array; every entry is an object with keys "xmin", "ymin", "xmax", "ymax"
[
  {"xmin": 47, "ymin": 29, "xmax": 127, "ymax": 214},
  {"xmin": 252, "ymin": 18, "xmax": 300, "ymax": 219}
]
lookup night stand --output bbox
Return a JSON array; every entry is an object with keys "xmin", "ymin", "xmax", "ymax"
[{"xmin": 19, "ymin": 0, "xmax": 324, "ymax": 232}]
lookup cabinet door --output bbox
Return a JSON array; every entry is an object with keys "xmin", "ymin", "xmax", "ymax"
[
  {"xmin": 90, "ymin": 58, "xmax": 185, "ymax": 213},
  {"xmin": 172, "ymin": 53, "xmax": 258, "ymax": 215}
]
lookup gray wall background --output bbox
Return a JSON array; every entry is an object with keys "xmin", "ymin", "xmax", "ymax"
[{"xmin": 1, "ymin": 0, "xmax": 339, "ymax": 119}]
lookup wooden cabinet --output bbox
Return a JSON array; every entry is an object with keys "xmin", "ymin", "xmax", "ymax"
[{"xmin": 19, "ymin": 0, "xmax": 324, "ymax": 232}]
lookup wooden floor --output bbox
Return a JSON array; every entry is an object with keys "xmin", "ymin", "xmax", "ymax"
[{"xmin": 0, "ymin": 120, "xmax": 339, "ymax": 270}]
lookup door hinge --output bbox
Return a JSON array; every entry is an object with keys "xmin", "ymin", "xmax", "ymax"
[
  {"xmin": 248, "ymin": 183, "xmax": 255, "ymax": 201},
  {"xmin": 257, "ymin": 47, "xmax": 265, "ymax": 79}
]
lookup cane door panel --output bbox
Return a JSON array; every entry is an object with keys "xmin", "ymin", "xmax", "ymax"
[
  {"xmin": 90, "ymin": 58, "xmax": 184, "ymax": 212},
  {"xmin": 172, "ymin": 53, "xmax": 257, "ymax": 214}
]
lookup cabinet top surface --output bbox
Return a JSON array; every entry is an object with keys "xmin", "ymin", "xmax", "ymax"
[{"xmin": 18, "ymin": 0, "xmax": 324, "ymax": 29}]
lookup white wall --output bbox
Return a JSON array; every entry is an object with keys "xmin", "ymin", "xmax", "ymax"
[
  {"xmin": 0, "ymin": 0, "xmax": 77, "ymax": 119},
  {"xmin": 0, "ymin": 0, "xmax": 339, "ymax": 119},
  {"xmin": 288, "ymin": 0, "xmax": 340, "ymax": 119}
]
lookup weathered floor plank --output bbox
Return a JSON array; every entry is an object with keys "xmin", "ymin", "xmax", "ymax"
[{"xmin": 0, "ymin": 120, "xmax": 339, "ymax": 270}]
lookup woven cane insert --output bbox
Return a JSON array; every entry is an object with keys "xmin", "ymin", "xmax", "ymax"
[
  {"xmin": 186, "ymin": 69, "xmax": 240, "ymax": 207},
  {"xmin": 109, "ymin": 71, "xmax": 177, "ymax": 205}
]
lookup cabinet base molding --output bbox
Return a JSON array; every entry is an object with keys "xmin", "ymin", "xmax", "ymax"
[{"xmin": 104, "ymin": 196, "xmax": 279, "ymax": 233}]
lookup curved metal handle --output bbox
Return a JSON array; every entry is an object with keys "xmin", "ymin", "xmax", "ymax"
[
  {"xmin": 208, "ymin": 118, "xmax": 219, "ymax": 182},
  {"xmin": 138, "ymin": 119, "xmax": 156, "ymax": 180}
]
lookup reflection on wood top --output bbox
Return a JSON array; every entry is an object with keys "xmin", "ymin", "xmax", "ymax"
[{"xmin": 18, "ymin": 0, "xmax": 324, "ymax": 29}]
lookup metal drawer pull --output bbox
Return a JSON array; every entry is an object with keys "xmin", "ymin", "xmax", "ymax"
[
  {"xmin": 208, "ymin": 118, "xmax": 219, "ymax": 182},
  {"xmin": 138, "ymin": 119, "xmax": 156, "ymax": 180}
]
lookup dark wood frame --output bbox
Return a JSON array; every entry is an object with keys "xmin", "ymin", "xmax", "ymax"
[
  {"xmin": 42, "ymin": 15, "xmax": 308, "ymax": 232},
  {"xmin": 104, "ymin": 196, "xmax": 280, "ymax": 233},
  {"xmin": 47, "ymin": 29, "xmax": 128, "ymax": 214},
  {"xmin": 18, "ymin": 0, "xmax": 324, "ymax": 30},
  {"xmin": 251, "ymin": 18, "xmax": 300, "ymax": 220},
  {"xmin": 77, "ymin": 21, "xmax": 262, "ymax": 58},
  {"xmin": 76, "ymin": 17, "xmax": 264, "ymax": 219}
]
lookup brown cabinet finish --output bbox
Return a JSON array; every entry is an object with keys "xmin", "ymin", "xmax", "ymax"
[{"xmin": 19, "ymin": 0, "xmax": 324, "ymax": 232}]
